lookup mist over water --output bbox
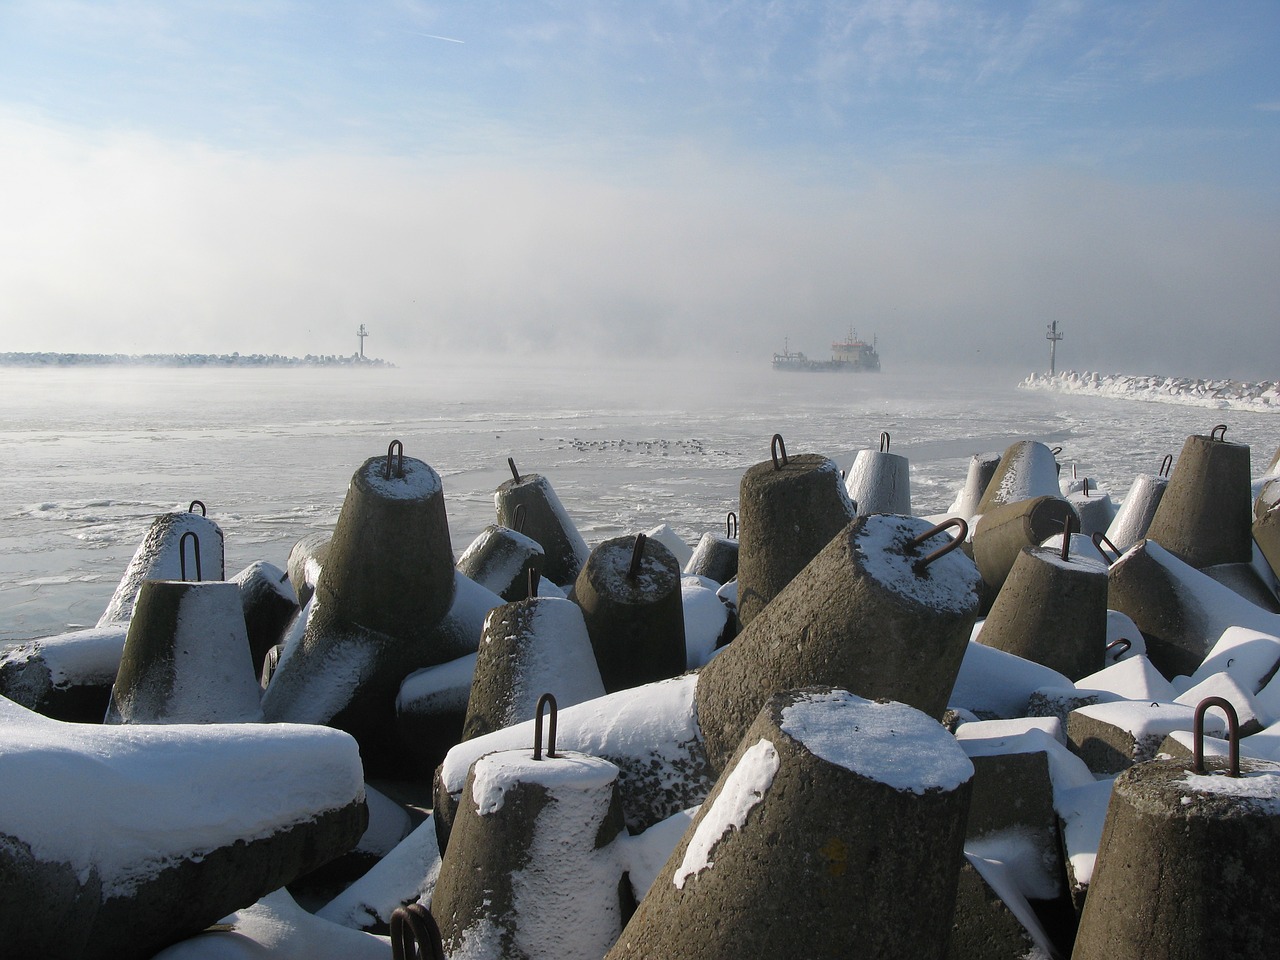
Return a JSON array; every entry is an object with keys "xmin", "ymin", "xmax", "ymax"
[{"xmin": 2, "ymin": 358, "xmax": 1274, "ymax": 641}]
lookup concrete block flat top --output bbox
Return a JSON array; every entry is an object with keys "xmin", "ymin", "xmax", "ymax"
[{"xmin": 853, "ymin": 514, "xmax": 982, "ymax": 612}]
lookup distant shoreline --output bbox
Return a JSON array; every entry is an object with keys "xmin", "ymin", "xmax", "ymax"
[
  {"xmin": 0, "ymin": 352, "xmax": 393, "ymax": 368},
  {"xmin": 1019, "ymin": 370, "xmax": 1279, "ymax": 412}
]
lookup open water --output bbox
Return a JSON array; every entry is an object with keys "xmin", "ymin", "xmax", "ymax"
[{"xmin": 2, "ymin": 358, "xmax": 1276, "ymax": 642}]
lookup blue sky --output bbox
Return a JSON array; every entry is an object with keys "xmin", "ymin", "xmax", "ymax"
[{"xmin": 1, "ymin": 1, "xmax": 1277, "ymax": 376}]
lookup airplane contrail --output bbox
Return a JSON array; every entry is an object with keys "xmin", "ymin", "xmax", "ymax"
[{"xmin": 416, "ymin": 32, "xmax": 465, "ymax": 44}]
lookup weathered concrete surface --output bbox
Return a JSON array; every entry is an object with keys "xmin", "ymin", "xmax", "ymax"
[
  {"xmin": 734, "ymin": 452, "xmax": 855, "ymax": 627},
  {"xmin": 1073, "ymin": 757, "xmax": 1280, "ymax": 960},
  {"xmin": 976, "ymin": 441, "xmax": 1062, "ymax": 514},
  {"xmin": 97, "ymin": 510, "xmax": 226, "ymax": 627},
  {"xmin": 972, "ymin": 495, "xmax": 1078, "ymax": 596},
  {"xmin": 456, "ymin": 524, "xmax": 546, "ymax": 602},
  {"xmin": 1145, "ymin": 431, "xmax": 1254, "ymax": 569},
  {"xmin": 697, "ymin": 514, "xmax": 981, "ymax": 771},
  {"xmin": 494, "ymin": 471, "xmax": 589, "ymax": 587},
  {"xmin": 232, "ymin": 560, "xmax": 300, "ymax": 670}
]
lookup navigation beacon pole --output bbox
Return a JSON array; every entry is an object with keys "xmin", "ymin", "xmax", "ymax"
[
  {"xmin": 1046, "ymin": 320, "xmax": 1063, "ymax": 375},
  {"xmin": 357, "ymin": 324, "xmax": 369, "ymax": 360}
]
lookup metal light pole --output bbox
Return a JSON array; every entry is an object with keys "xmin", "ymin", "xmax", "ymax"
[
  {"xmin": 1046, "ymin": 321, "xmax": 1063, "ymax": 375},
  {"xmin": 357, "ymin": 324, "xmax": 368, "ymax": 359}
]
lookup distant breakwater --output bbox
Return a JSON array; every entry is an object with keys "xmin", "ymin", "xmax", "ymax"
[
  {"xmin": 1020, "ymin": 370, "xmax": 1279, "ymax": 413},
  {"xmin": 0, "ymin": 352, "xmax": 393, "ymax": 368}
]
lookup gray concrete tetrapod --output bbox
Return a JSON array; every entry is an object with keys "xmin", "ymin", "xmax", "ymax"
[
  {"xmin": 572, "ymin": 533, "xmax": 686, "ymax": 693},
  {"xmin": 683, "ymin": 530, "xmax": 739, "ymax": 585},
  {"xmin": 948, "ymin": 451, "xmax": 1002, "ymax": 518},
  {"xmin": 607, "ymin": 688, "xmax": 974, "ymax": 960},
  {"xmin": 433, "ymin": 741, "xmax": 627, "ymax": 960},
  {"xmin": 97, "ymin": 507, "xmax": 225, "ymax": 627},
  {"xmin": 106, "ymin": 579, "xmax": 262, "ymax": 724},
  {"xmin": 976, "ymin": 440, "xmax": 1062, "ymax": 514},
  {"xmin": 456, "ymin": 524, "xmax": 545, "ymax": 602},
  {"xmin": 972, "ymin": 495, "xmax": 1078, "ymax": 596},
  {"xmin": 735, "ymin": 446, "xmax": 856, "ymax": 627},
  {"xmin": 462, "ymin": 596, "xmax": 604, "ymax": 740},
  {"xmin": 494, "ymin": 466, "xmax": 589, "ymax": 587},
  {"xmin": 286, "ymin": 531, "xmax": 330, "ymax": 607},
  {"xmin": 845, "ymin": 443, "xmax": 912, "ymax": 516},
  {"xmin": 232, "ymin": 560, "xmax": 299, "ymax": 670},
  {"xmin": 1105, "ymin": 472, "xmax": 1169, "ymax": 553},
  {"xmin": 977, "ymin": 546, "xmax": 1108, "ymax": 681},
  {"xmin": 261, "ymin": 450, "xmax": 456, "ymax": 749},
  {"xmin": 1144, "ymin": 427, "xmax": 1253, "ymax": 568},
  {"xmin": 1073, "ymin": 753, "xmax": 1280, "ymax": 960},
  {"xmin": 696, "ymin": 513, "xmax": 982, "ymax": 771},
  {"xmin": 1255, "ymin": 480, "xmax": 1280, "ymax": 583}
]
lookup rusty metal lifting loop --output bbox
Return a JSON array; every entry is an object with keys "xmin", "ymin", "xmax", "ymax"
[
  {"xmin": 770, "ymin": 433, "xmax": 788, "ymax": 470},
  {"xmin": 508, "ymin": 457, "xmax": 521, "ymax": 484},
  {"xmin": 533, "ymin": 692, "xmax": 558, "ymax": 761},
  {"xmin": 1193, "ymin": 696, "xmax": 1241, "ymax": 778},
  {"xmin": 628, "ymin": 533, "xmax": 647, "ymax": 580},
  {"xmin": 188, "ymin": 500, "xmax": 206, "ymax": 516},
  {"xmin": 1210, "ymin": 424, "xmax": 1228, "ymax": 442},
  {"xmin": 1091, "ymin": 531, "xmax": 1120, "ymax": 565},
  {"xmin": 726, "ymin": 511, "xmax": 738, "ymax": 539},
  {"xmin": 1081, "ymin": 477, "xmax": 1091, "ymax": 498},
  {"xmin": 513, "ymin": 502, "xmax": 527, "ymax": 534},
  {"xmin": 1050, "ymin": 446, "xmax": 1063, "ymax": 456},
  {"xmin": 179, "ymin": 531, "xmax": 202, "ymax": 582},
  {"xmin": 906, "ymin": 518, "xmax": 968, "ymax": 569},
  {"xmin": 1059, "ymin": 514, "xmax": 1076, "ymax": 562},
  {"xmin": 1106, "ymin": 638, "xmax": 1131, "ymax": 663},
  {"xmin": 1159, "ymin": 454, "xmax": 1174, "ymax": 477},
  {"xmin": 880, "ymin": 431, "xmax": 890, "ymax": 453},
  {"xmin": 528, "ymin": 567, "xmax": 541, "ymax": 599},
  {"xmin": 390, "ymin": 902, "xmax": 445, "ymax": 960},
  {"xmin": 385, "ymin": 440, "xmax": 404, "ymax": 480}
]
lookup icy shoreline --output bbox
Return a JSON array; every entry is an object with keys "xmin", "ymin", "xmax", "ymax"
[
  {"xmin": 0, "ymin": 351, "xmax": 393, "ymax": 368},
  {"xmin": 1019, "ymin": 370, "xmax": 1280, "ymax": 412}
]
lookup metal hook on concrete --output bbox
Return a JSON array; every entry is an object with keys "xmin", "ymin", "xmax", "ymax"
[
  {"xmin": 727, "ymin": 511, "xmax": 738, "ymax": 539},
  {"xmin": 1106, "ymin": 638, "xmax": 1131, "ymax": 663},
  {"xmin": 179, "ymin": 531, "xmax": 202, "ymax": 582},
  {"xmin": 770, "ymin": 434, "xmax": 788, "ymax": 470},
  {"xmin": 1091, "ymin": 531, "xmax": 1119, "ymax": 565},
  {"xmin": 880, "ymin": 431, "xmax": 890, "ymax": 453},
  {"xmin": 390, "ymin": 902, "xmax": 445, "ymax": 960},
  {"xmin": 1159, "ymin": 454, "xmax": 1174, "ymax": 477},
  {"xmin": 1081, "ymin": 477, "xmax": 1091, "ymax": 498},
  {"xmin": 628, "ymin": 533, "xmax": 647, "ymax": 580},
  {"xmin": 1210, "ymin": 424, "xmax": 1228, "ymax": 442},
  {"xmin": 1193, "ymin": 696, "xmax": 1240, "ymax": 778},
  {"xmin": 533, "ymin": 692, "xmax": 558, "ymax": 761},
  {"xmin": 528, "ymin": 567, "xmax": 540, "ymax": 599},
  {"xmin": 1060, "ymin": 513, "xmax": 1076, "ymax": 562},
  {"xmin": 188, "ymin": 500, "xmax": 206, "ymax": 516},
  {"xmin": 1050, "ymin": 446, "xmax": 1063, "ymax": 456},
  {"xmin": 906, "ymin": 518, "xmax": 968, "ymax": 569},
  {"xmin": 385, "ymin": 440, "xmax": 404, "ymax": 480},
  {"xmin": 513, "ymin": 502, "xmax": 527, "ymax": 534},
  {"xmin": 508, "ymin": 457, "xmax": 521, "ymax": 484}
]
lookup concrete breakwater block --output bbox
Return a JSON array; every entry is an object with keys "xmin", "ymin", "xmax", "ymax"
[
  {"xmin": 948, "ymin": 854, "xmax": 1061, "ymax": 960},
  {"xmin": 947, "ymin": 451, "xmax": 1002, "ymax": 520},
  {"xmin": 697, "ymin": 514, "xmax": 981, "ymax": 770},
  {"xmin": 105, "ymin": 579, "xmax": 263, "ymax": 724},
  {"xmin": 976, "ymin": 440, "xmax": 1062, "ymax": 513},
  {"xmin": 972, "ymin": 495, "xmax": 1078, "ymax": 597},
  {"xmin": 261, "ymin": 450, "xmax": 457, "ymax": 752},
  {"xmin": 683, "ymin": 529, "xmax": 738, "ymax": 586},
  {"xmin": 1253, "ymin": 482, "xmax": 1280, "ymax": 583},
  {"xmin": 844, "ymin": 434, "xmax": 912, "ymax": 516},
  {"xmin": 734, "ymin": 444, "xmax": 855, "ymax": 627},
  {"xmin": 0, "ymin": 695, "xmax": 367, "ymax": 960},
  {"xmin": 97, "ymin": 507, "xmax": 225, "ymax": 627},
  {"xmin": 231, "ymin": 559, "xmax": 300, "ymax": 669},
  {"xmin": 456, "ymin": 523, "xmax": 545, "ymax": 602},
  {"xmin": 396, "ymin": 653, "xmax": 475, "ymax": 777},
  {"xmin": 573, "ymin": 534, "xmax": 687, "ymax": 694},
  {"xmin": 462, "ymin": 595, "xmax": 604, "ymax": 741},
  {"xmin": 1107, "ymin": 539, "xmax": 1280, "ymax": 679},
  {"xmin": 976, "ymin": 546, "xmax": 1108, "ymax": 681},
  {"xmin": 0, "ymin": 624, "xmax": 128, "ymax": 721},
  {"xmin": 606, "ymin": 689, "xmax": 974, "ymax": 960},
  {"xmin": 286, "ymin": 531, "xmax": 330, "ymax": 607},
  {"xmin": 1073, "ymin": 754, "xmax": 1280, "ymax": 959},
  {"xmin": 435, "ymin": 674, "xmax": 715, "ymax": 845},
  {"xmin": 433, "ymin": 744, "xmax": 628, "ymax": 960},
  {"xmin": 1105, "ymin": 471, "xmax": 1169, "ymax": 553},
  {"xmin": 1145, "ymin": 427, "xmax": 1254, "ymax": 569},
  {"xmin": 495, "ymin": 466, "xmax": 590, "ymax": 587},
  {"xmin": 1066, "ymin": 700, "xmax": 1226, "ymax": 775}
]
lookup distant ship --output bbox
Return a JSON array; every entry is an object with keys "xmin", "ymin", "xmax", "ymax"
[{"xmin": 772, "ymin": 329, "xmax": 881, "ymax": 372}]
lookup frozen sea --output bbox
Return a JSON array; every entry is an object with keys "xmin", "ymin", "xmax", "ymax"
[{"xmin": 2, "ymin": 357, "xmax": 1276, "ymax": 642}]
